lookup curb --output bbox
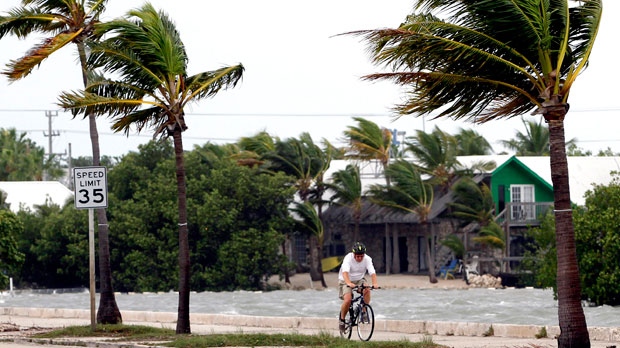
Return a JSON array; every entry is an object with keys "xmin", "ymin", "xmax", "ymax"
[{"xmin": 2, "ymin": 307, "xmax": 619, "ymax": 341}]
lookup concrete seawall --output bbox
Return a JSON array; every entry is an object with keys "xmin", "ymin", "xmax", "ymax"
[{"xmin": 1, "ymin": 307, "xmax": 618, "ymax": 341}]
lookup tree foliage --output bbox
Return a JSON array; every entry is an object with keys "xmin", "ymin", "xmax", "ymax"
[
  {"xmin": 574, "ymin": 175, "xmax": 620, "ymax": 306},
  {"xmin": 522, "ymin": 174, "xmax": 620, "ymax": 306},
  {"xmin": 7, "ymin": 141, "xmax": 296, "ymax": 293},
  {"xmin": 0, "ymin": 128, "xmax": 63, "ymax": 181},
  {"xmin": 0, "ymin": 209, "xmax": 25, "ymax": 288}
]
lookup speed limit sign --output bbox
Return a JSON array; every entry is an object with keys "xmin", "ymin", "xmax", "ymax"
[{"xmin": 73, "ymin": 166, "xmax": 108, "ymax": 209}]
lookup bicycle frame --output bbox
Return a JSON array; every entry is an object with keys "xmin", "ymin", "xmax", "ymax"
[{"xmin": 340, "ymin": 284, "xmax": 376, "ymax": 341}]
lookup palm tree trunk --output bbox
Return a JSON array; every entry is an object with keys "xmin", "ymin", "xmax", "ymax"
[
  {"xmin": 172, "ymin": 128, "xmax": 191, "ymax": 334},
  {"xmin": 385, "ymin": 224, "xmax": 391, "ymax": 275},
  {"xmin": 424, "ymin": 223, "xmax": 437, "ymax": 284},
  {"xmin": 547, "ymin": 116, "xmax": 590, "ymax": 348},
  {"xmin": 392, "ymin": 227, "xmax": 400, "ymax": 273},
  {"xmin": 281, "ymin": 239, "xmax": 291, "ymax": 284},
  {"xmin": 78, "ymin": 42, "xmax": 121, "ymax": 325},
  {"xmin": 317, "ymin": 241, "xmax": 327, "ymax": 288},
  {"xmin": 95, "ymin": 209, "xmax": 122, "ymax": 323},
  {"xmin": 308, "ymin": 235, "xmax": 321, "ymax": 281}
]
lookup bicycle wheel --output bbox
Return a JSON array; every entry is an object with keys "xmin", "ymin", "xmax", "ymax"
[
  {"xmin": 339, "ymin": 310, "xmax": 352, "ymax": 339},
  {"xmin": 356, "ymin": 304, "xmax": 375, "ymax": 341}
]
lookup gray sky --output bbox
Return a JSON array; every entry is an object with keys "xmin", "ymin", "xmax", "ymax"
[{"xmin": 0, "ymin": 0, "xmax": 618, "ymax": 158}]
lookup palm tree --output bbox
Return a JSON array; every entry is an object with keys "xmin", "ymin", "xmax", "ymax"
[
  {"xmin": 405, "ymin": 125, "xmax": 459, "ymax": 192},
  {"xmin": 326, "ymin": 164, "xmax": 363, "ymax": 242},
  {"xmin": 473, "ymin": 221, "xmax": 505, "ymax": 251},
  {"xmin": 449, "ymin": 177, "xmax": 495, "ymax": 227},
  {"xmin": 289, "ymin": 200, "xmax": 326, "ymax": 285},
  {"xmin": 0, "ymin": 128, "xmax": 62, "ymax": 181},
  {"xmin": 449, "ymin": 177, "xmax": 504, "ymax": 267},
  {"xmin": 501, "ymin": 117, "xmax": 577, "ymax": 156},
  {"xmin": 344, "ymin": 117, "xmax": 392, "ymax": 182},
  {"xmin": 455, "ymin": 128, "xmax": 493, "ymax": 156},
  {"xmin": 0, "ymin": 0, "xmax": 121, "ymax": 324},
  {"xmin": 265, "ymin": 133, "xmax": 332, "ymax": 284},
  {"xmin": 236, "ymin": 131, "xmax": 277, "ymax": 167},
  {"xmin": 368, "ymin": 159, "xmax": 437, "ymax": 283},
  {"xmin": 57, "ymin": 3, "xmax": 244, "ymax": 334},
  {"xmin": 343, "ymin": 117, "xmax": 400, "ymax": 272},
  {"xmin": 352, "ymin": 1, "xmax": 601, "ymax": 345}
]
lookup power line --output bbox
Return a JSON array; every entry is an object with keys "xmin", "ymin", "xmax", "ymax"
[{"xmin": 1, "ymin": 108, "xmax": 620, "ymax": 116}]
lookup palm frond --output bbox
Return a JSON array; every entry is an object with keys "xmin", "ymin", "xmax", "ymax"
[
  {"xmin": 473, "ymin": 221, "xmax": 505, "ymax": 250},
  {"xmin": 349, "ymin": 0, "xmax": 601, "ymax": 122},
  {"xmin": 449, "ymin": 177, "xmax": 494, "ymax": 224},
  {"xmin": 4, "ymin": 30, "xmax": 78, "ymax": 80},
  {"xmin": 367, "ymin": 159, "xmax": 434, "ymax": 221},
  {"xmin": 290, "ymin": 201, "xmax": 323, "ymax": 238},
  {"xmin": 455, "ymin": 128, "xmax": 493, "ymax": 155},
  {"xmin": 362, "ymin": 71, "xmax": 538, "ymax": 122},
  {"xmin": 0, "ymin": 7, "xmax": 61, "ymax": 38},
  {"xmin": 238, "ymin": 131, "xmax": 277, "ymax": 155},
  {"xmin": 326, "ymin": 164, "xmax": 362, "ymax": 205},
  {"xmin": 185, "ymin": 64, "xmax": 245, "ymax": 102},
  {"xmin": 441, "ymin": 234, "xmax": 465, "ymax": 259},
  {"xmin": 86, "ymin": 32, "xmax": 164, "ymax": 88},
  {"xmin": 561, "ymin": 0, "xmax": 602, "ymax": 95},
  {"xmin": 343, "ymin": 117, "xmax": 392, "ymax": 163}
]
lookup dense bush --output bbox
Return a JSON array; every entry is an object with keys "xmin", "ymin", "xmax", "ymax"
[
  {"xmin": 522, "ymin": 174, "xmax": 620, "ymax": 305},
  {"xmin": 10, "ymin": 141, "xmax": 296, "ymax": 292},
  {"xmin": 574, "ymin": 175, "xmax": 620, "ymax": 306}
]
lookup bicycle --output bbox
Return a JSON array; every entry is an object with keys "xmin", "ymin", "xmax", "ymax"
[{"xmin": 339, "ymin": 284, "xmax": 377, "ymax": 341}]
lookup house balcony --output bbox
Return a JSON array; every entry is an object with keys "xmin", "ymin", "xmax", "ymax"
[
  {"xmin": 495, "ymin": 202, "xmax": 554, "ymax": 227},
  {"xmin": 495, "ymin": 202, "xmax": 554, "ymax": 273}
]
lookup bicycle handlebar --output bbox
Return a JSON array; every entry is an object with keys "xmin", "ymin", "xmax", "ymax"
[{"xmin": 349, "ymin": 284, "xmax": 381, "ymax": 290}]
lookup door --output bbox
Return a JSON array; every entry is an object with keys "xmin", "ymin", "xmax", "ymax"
[
  {"xmin": 510, "ymin": 184, "xmax": 535, "ymax": 220},
  {"xmin": 398, "ymin": 237, "xmax": 408, "ymax": 272}
]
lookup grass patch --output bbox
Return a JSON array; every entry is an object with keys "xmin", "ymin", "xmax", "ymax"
[
  {"xmin": 535, "ymin": 326, "xmax": 548, "ymax": 339},
  {"xmin": 35, "ymin": 324, "xmax": 174, "ymax": 339},
  {"xmin": 168, "ymin": 332, "xmax": 437, "ymax": 347},
  {"xmin": 32, "ymin": 325, "xmax": 444, "ymax": 347}
]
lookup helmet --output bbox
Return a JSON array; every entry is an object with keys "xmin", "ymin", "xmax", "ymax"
[{"xmin": 351, "ymin": 242, "xmax": 366, "ymax": 254}]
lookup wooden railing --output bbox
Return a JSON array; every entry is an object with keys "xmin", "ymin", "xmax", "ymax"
[
  {"xmin": 495, "ymin": 202, "xmax": 554, "ymax": 272},
  {"xmin": 495, "ymin": 202, "xmax": 554, "ymax": 226}
]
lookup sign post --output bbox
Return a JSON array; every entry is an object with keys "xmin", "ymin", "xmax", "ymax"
[{"xmin": 73, "ymin": 166, "xmax": 108, "ymax": 331}]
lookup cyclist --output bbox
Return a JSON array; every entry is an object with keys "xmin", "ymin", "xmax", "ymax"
[{"xmin": 338, "ymin": 241, "xmax": 379, "ymax": 331}]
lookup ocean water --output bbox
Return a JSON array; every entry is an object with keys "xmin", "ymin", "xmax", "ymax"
[{"xmin": 1, "ymin": 287, "xmax": 618, "ymax": 328}]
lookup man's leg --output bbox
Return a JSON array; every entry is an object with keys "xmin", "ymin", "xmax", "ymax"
[
  {"xmin": 340, "ymin": 292, "xmax": 352, "ymax": 320},
  {"xmin": 363, "ymin": 287, "xmax": 371, "ymax": 305}
]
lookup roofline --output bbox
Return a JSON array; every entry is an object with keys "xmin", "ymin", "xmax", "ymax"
[{"xmin": 492, "ymin": 155, "xmax": 554, "ymax": 191}]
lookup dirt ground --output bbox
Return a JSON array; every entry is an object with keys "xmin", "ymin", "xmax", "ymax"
[{"xmin": 268, "ymin": 272, "xmax": 470, "ymax": 290}]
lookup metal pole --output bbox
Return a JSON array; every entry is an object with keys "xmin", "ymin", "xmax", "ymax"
[{"xmin": 89, "ymin": 208, "xmax": 96, "ymax": 331}]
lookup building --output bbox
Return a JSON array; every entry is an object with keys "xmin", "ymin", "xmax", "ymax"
[
  {"xmin": 0, "ymin": 181, "xmax": 73, "ymax": 213},
  {"xmin": 318, "ymin": 156, "xmax": 620, "ymax": 276}
]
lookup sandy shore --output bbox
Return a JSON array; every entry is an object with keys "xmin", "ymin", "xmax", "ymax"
[{"xmin": 269, "ymin": 272, "xmax": 470, "ymax": 290}]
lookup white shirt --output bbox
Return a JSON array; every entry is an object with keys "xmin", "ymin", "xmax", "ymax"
[{"xmin": 338, "ymin": 252, "xmax": 376, "ymax": 282}]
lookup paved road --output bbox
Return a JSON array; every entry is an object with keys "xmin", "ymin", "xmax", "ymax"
[{"xmin": 0, "ymin": 312, "xmax": 617, "ymax": 348}]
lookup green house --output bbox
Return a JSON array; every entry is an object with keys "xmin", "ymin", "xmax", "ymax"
[{"xmin": 490, "ymin": 156, "xmax": 554, "ymax": 224}]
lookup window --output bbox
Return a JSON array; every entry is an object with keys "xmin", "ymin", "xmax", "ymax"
[
  {"xmin": 294, "ymin": 234, "xmax": 307, "ymax": 265},
  {"xmin": 510, "ymin": 185, "xmax": 535, "ymax": 220}
]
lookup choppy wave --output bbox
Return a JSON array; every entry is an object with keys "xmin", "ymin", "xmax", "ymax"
[{"xmin": 1, "ymin": 287, "xmax": 618, "ymax": 327}]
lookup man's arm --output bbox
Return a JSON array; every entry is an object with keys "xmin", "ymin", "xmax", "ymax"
[
  {"xmin": 343, "ymin": 271, "xmax": 355, "ymax": 288},
  {"xmin": 370, "ymin": 273, "xmax": 378, "ymax": 288}
]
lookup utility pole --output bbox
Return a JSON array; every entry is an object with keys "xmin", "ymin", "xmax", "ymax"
[
  {"xmin": 43, "ymin": 110, "xmax": 60, "ymax": 181},
  {"xmin": 67, "ymin": 143, "xmax": 74, "ymax": 190}
]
